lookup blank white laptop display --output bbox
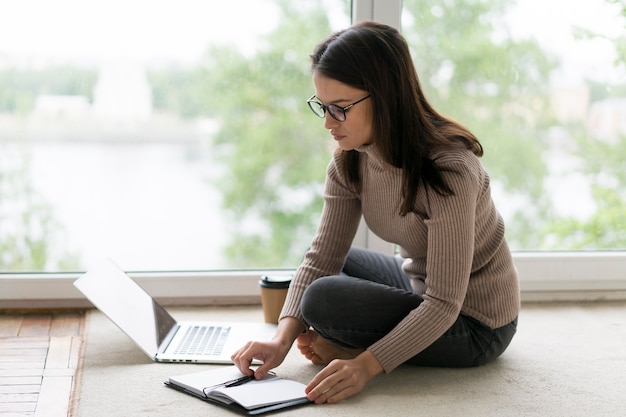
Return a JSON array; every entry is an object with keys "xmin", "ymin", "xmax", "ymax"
[{"xmin": 73, "ymin": 259, "xmax": 277, "ymax": 364}]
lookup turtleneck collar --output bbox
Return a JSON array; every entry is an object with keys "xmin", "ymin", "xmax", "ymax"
[{"xmin": 352, "ymin": 142, "xmax": 399, "ymax": 171}]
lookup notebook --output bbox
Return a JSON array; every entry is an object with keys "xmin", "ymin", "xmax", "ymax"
[
  {"xmin": 73, "ymin": 259, "xmax": 277, "ymax": 364},
  {"xmin": 164, "ymin": 365, "xmax": 311, "ymax": 415}
]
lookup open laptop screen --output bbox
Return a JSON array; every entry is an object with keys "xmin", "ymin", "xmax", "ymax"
[{"xmin": 74, "ymin": 259, "xmax": 176, "ymax": 358}]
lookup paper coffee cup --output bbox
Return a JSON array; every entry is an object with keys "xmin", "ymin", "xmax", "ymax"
[{"xmin": 259, "ymin": 275, "xmax": 291, "ymax": 324}]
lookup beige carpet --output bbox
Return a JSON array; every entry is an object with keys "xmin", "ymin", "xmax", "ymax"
[{"xmin": 73, "ymin": 302, "xmax": 625, "ymax": 417}]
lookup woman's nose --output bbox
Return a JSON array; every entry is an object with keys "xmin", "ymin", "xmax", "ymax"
[{"xmin": 324, "ymin": 112, "xmax": 339, "ymax": 129}]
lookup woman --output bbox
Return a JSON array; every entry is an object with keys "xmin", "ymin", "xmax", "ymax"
[{"xmin": 232, "ymin": 21, "xmax": 519, "ymax": 405}]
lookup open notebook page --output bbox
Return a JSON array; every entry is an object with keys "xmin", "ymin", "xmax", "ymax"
[{"xmin": 167, "ymin": 366, "xmax": 308, "ymax": 410}]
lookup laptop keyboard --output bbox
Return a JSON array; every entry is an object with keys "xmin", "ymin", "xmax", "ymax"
[{"xmin": 174, "ymin": 326, "xmax": 231, "ymax": 356}]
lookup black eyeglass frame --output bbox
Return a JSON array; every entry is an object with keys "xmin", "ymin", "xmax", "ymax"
[{"xmin": 306, "ymin": 94, "xmax": 371, "ymax": 122}]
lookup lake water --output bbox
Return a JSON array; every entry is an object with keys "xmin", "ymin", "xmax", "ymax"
[{"xmin": 27, "ymin": 140, "xmax": 231, "ymax": 270}]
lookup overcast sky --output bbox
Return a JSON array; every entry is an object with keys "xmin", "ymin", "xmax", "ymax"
[
  {"xmin": 0, "ymin": 0, "xmax": 622, "ymax": 83},
  {"xmin": 0, "ymin": 0, "xmax": 350, "ymax": 64}
]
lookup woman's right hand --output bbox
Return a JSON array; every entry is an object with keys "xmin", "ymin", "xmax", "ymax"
[{"xmin": 230, "ymin": 317, "xmax": 305, "ymax": 379}]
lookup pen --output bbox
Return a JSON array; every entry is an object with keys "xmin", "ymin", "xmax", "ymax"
[{"xmin": 224, "ymin": 373, "xmax": 255, "ymax": 388}]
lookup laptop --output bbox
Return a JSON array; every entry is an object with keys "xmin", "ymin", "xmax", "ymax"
[{"xmin": 73, "ymin": 259, "xmax": 277, "ymax": 364}]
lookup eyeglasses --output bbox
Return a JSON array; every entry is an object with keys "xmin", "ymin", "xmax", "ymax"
[{"xmin": 306, "ymin": 94, "xmax": 371, "ymax": 122}]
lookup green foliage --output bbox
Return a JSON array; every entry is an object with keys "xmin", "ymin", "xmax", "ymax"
[
  {"xmin": 193, "ymin": 1, "xmax": 339, "ymax": 267},
  {"xmin": 544, "ymin": 130, "xmax": 626, "ymax": 249},
  {"xmin": 545, "ymin": 186, "xmax": 626, "ymax": 249},
  {"xmin": 0, "ymin": 67, "xmax": 91, "ymax": 270},
  {"xmin": 544, "ymin": 0, "xmax": 626, "ymax": 250},
  {"xmin": 0, "ymin": 146, "xmax": 80, "ymax": 271},
  {"xmin": 0, "ymin": 67, "xmax": 96, "ymax": 114},
  {"xmin": 402, "ymin": 0, "xmax": 556, "ymax": 248},
  {"xmin": 585, "ymin": 0, "xmax": 626, "ymax": 68}
]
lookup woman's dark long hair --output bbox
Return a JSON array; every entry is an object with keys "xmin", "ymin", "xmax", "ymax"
[{"xmin": 310, "ymin": 21, "xmax": 483, "ymax": 215}]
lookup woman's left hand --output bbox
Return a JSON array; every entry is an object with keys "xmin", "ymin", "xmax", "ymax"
[{"xmin": 305, "ymin": 350, "xmax": 384, "ymax": 404}]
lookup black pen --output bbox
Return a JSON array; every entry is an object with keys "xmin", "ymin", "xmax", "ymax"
[{"xmin": 224, "ymin": 373, "xmax": 255, "ymax": 388}]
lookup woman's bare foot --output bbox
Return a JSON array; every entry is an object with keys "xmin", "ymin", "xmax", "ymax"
[{"xmin": 296, "ymin": 329, "xmax": 363, "ymax": 365}]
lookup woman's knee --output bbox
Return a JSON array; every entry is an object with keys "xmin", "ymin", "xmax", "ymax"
[{"xmin": 301, "ymin": 276, "xmax": 344, "ymax": 324}]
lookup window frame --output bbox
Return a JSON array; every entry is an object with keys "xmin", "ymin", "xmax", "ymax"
[
  {"xmin": 1, "ymin": 0, "xmax": 624, "ymax": 309},
  {"xmin": 1, "ymin": 251, "xmax": 626, "ymax": 308}
]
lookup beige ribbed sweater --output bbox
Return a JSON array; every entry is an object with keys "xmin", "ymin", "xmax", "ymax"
[{"xmin": 280, "ymin": 144, "xmax": 520, "ymax": 373}]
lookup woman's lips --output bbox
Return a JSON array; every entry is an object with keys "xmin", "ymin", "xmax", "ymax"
[{"xmin": 331, "ymin": 133, "xmax": 345, "ymax": 141}]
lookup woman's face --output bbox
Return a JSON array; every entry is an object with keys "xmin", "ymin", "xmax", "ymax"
[{"xmin": 312, "ymin": 72, "xmax": 373, "ymax": 151}]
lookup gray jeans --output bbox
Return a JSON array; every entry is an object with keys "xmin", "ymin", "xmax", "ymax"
[{"xmin": 301, "ymin": 247, "xmax": 517, "ymax": 367}]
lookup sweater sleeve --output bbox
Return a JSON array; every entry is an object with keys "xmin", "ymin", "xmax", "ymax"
[
  {"xmin": 368, "ymin": 156, "xmax": 481, "ymax": 372},
  {"xmin": 279, "ymin": 153, "xmax": 362, "ymax": 324}
]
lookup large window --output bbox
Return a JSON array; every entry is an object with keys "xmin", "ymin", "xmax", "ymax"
[
  {"xmin": 0, "ymin": 0, "xmax": 350, "ymax": 272},
  {"xmin": 1, "ymin": 0, "xmax": 625, "ymax": 278}
]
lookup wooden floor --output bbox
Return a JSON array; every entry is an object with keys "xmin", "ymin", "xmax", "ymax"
[{"xmin": 0, "ymin": 312, "xmax": 85, "ymax": 417}]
